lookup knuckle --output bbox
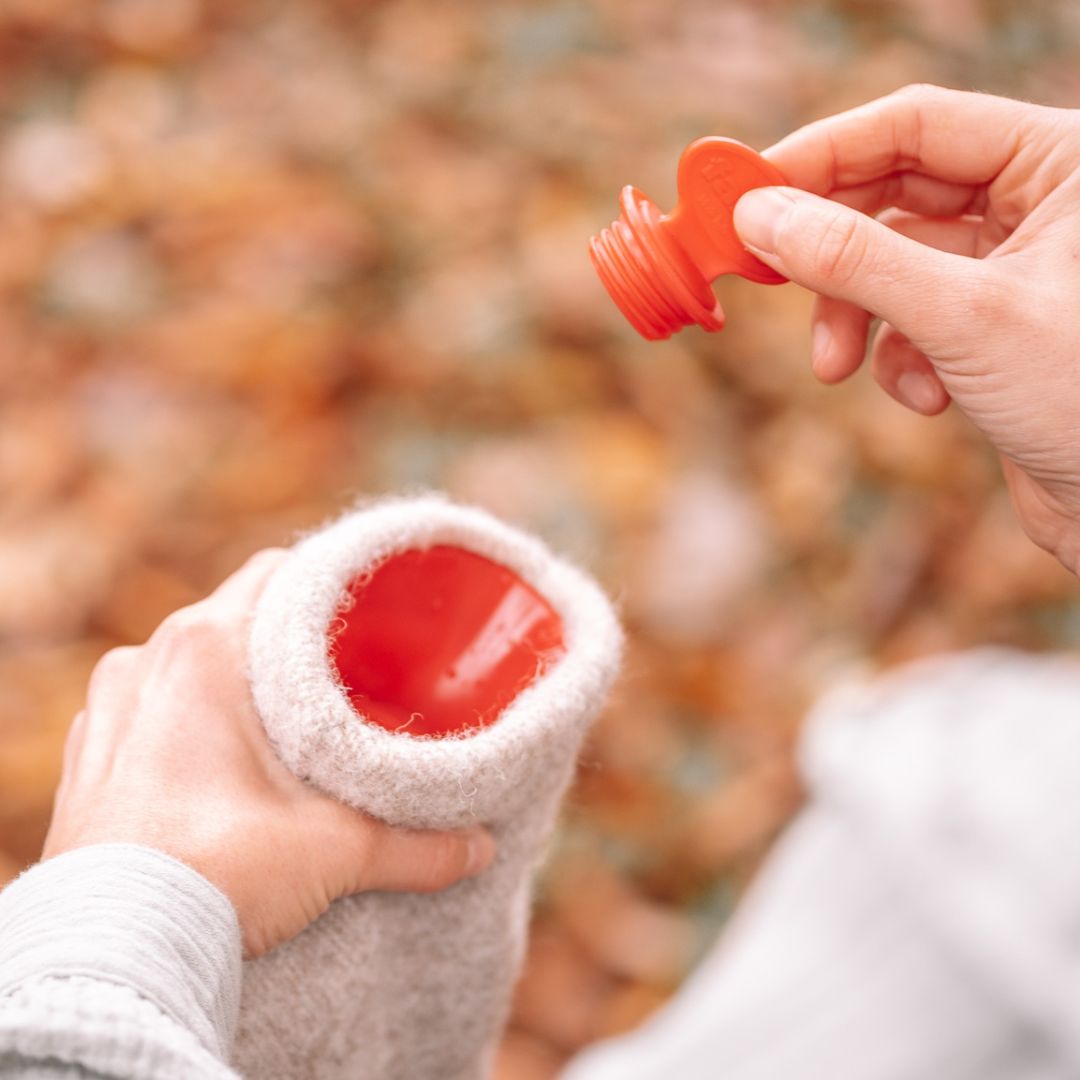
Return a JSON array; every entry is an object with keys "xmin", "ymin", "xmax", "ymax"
[
  {"xmin": 893, "ymin": 82, "xmax": 943, "ymax": 106},
  {"xmin": 810, "ymin": 209, "xmax": 868, "ymax": 285},
  {"xmin": 233, "ymin": 548, "xmax": 283, "ymax": 583},
  {"xmin": 251, "ymin": 546, "xmax": 288, "ymax": 567},
  {"xmin": 152, "ymin": 604, "xmax": 227, "ymax": 652},
  {"xmin": 100, "ymin": 644, "xmax": 139, "ymax": 671},
  {"xmin": 89, "ymin": 645, "xmax": 139, "ymax": 694}
]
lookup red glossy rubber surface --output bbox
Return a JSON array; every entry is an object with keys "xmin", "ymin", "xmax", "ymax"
[
  {"xmin": 328, "ymin": 545, "xmax": 566, "ymax": 738},
  {"xmin": 589, "ymin": 137, "xmax": 787, "ymax": 340}
]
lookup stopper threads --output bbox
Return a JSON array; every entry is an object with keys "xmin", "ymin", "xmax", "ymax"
[{"xmin": 589, "ymin": 186, "xmax": 723, "ymax": 341}]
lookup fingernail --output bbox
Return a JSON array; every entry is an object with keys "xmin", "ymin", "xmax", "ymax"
[
  {"xmin": 895, "ymin": 371, "xmax": 940, "ymax": 414},
  {"xmin": 465, "ymin": 831, "xmax": 495, "ymax": 876},
  {"xmin": 733, "ymin": 187, "xmax": 796, "ymax": 255},
  {"xmin": 811, "ymin": 321, "xmax": 832, "ymax": 367}
]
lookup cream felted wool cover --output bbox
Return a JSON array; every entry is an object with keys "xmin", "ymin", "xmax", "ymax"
[{"xmin": 233, "ymin": 496, "xmax": 623, "ymax": 1080}]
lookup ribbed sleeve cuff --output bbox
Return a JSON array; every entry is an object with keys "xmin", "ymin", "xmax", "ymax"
[{"xmin": 0, "ymin": 844, "xmax": 242, "ymax": 1060}]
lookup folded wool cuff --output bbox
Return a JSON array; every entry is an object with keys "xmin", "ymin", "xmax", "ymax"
[{"xmin": 234, "ymin": 496, "xmax": 623, "ymax": 1080}]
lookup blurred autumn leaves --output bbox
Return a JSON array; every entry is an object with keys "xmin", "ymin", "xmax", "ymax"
[{"xmin": 3, "ymin": 2, "xmax": 1080, "ymax": 1077}]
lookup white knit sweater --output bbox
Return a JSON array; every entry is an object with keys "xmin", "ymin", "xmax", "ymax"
[{"xmin": 0, "ymin": 844, "xmax": 240, "ymax": 1079}]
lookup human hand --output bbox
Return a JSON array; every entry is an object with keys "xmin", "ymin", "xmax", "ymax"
[
  {"xmin": 43, "ymin": 550, "xmax": 496, "ymax": 958},
  {"xmin": 732, "ymin": 85, "xmax": 1080, "ymax": 572}
]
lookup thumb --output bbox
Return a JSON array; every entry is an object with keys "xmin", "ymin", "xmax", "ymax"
[
  {"xmin": 321, "ymin": 802, "xmax": 497, "ymax": 898},
  {"xmin": 359, "ymin": 823, "xmax": 496, "ymax": 894},
  {"xmin": 733, "ymin": 186, "xmax": 980, "ymax": 340}
]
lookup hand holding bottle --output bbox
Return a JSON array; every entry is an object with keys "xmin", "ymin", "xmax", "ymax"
[{"xmin": 44, "ymin": 550, "xmax": 494, "ymax": 958}]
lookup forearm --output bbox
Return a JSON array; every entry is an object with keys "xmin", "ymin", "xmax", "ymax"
[{"xmin": 0, "ymin": 845, "xmax": 242, "ymax": 1079}]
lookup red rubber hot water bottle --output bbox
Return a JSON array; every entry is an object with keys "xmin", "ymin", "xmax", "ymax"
[
  {"xmin": 590, "ymin": 137, "xmax": 787, "ymax": 340},
  {"xmin": 329, "ymin": 545, "xmax": 566, "ymax": 738}
]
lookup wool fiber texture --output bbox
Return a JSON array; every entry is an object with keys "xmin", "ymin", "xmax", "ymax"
[{"xmin": 233, "ymin": 496, "xmax": 623, "ymax": 1080}]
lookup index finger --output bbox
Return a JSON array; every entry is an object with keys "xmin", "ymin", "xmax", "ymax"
[{"xmin": 764, "ymin": 85, "xmax": 1033, "ymax": 194}]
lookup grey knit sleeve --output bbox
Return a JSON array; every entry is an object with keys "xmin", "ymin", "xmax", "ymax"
[{"xmin": 0, "ymin": 844, "xmax": 242, "ymax": 1080}]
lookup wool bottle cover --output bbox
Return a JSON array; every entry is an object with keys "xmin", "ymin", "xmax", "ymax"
[{"xmin": 233, "ymin": 495, "xmax": 623, "ymax": 1079}]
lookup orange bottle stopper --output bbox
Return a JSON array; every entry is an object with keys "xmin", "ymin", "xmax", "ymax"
[
  {"xmin": 589, "ymin": 137, "xmax": 787, "ymax": 340},
  {"xmin": 329, "ymin": 545, "xmax": 566, "ymax": 738}
]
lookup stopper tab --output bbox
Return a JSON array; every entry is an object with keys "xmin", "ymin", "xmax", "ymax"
[
  {"xmin": 668, "ymin": 137, "xmax": 787, "ymax": 285},
  {"xmin": 589, "ymin": 137, "xmax": 787, "ymax": 340}
]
